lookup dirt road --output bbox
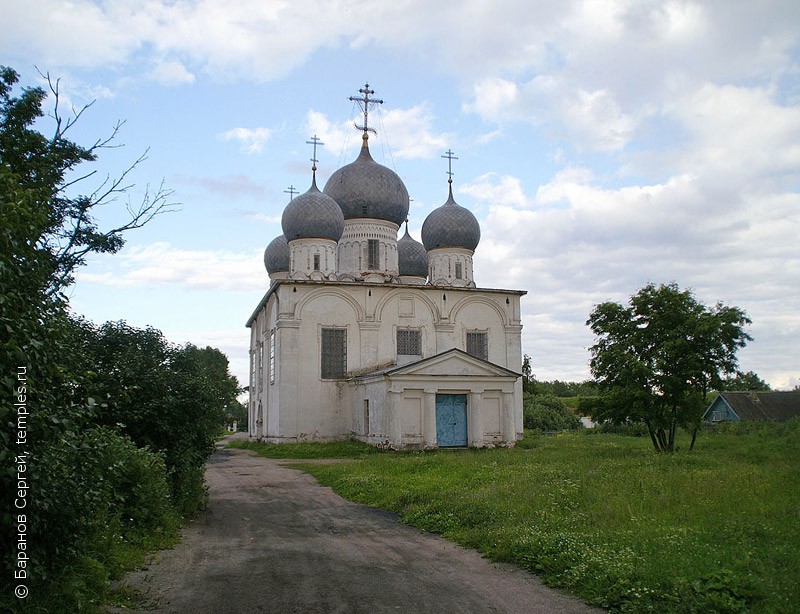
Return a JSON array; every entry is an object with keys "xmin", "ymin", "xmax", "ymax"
[{"xmin": 109, "ymin": 442, "xmax": 598, "ymax": 613}]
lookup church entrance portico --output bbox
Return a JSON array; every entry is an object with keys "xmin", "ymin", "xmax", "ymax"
[{"xmin": 435, "ymin": 394, "xmax": 468, "ymax": 447}]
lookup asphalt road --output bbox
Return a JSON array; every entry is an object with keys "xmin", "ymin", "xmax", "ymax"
[{"xmin": 108, "ymin": 441, "xmax": 599, "ymax": 613}]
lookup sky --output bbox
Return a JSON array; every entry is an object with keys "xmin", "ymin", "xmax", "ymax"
[{"xmin": 2, "ymin": 0, "xmax": 799, "ymax": 390}]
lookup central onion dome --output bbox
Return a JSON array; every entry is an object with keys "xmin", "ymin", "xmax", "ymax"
[
  {"xmin": 263, "ymin": 234, "xmax": 289, "ymax": 274},
  {"xmin": 397, "ymin": 224, "xmax": 428, "ymax": 278},
  {"xmin": 421, "ymin": 185, "xmax": 481, "ymax": 251},
  {"xmin": 281, "ymin": 177, "xmax": 345, "ymax": 242},
  {"xmin": 323, "ymin": 134, "xmax": 409, "ymax": 225}
]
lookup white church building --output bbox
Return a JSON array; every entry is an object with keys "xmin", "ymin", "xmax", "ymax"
[{"xmin": 247, "ymin": 85, "xmax": 526, "ymax": 449}]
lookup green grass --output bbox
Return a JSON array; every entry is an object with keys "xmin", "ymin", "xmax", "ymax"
[
  {"xmin": 228, "ymin": 437, "xmax": 381, "ymax": 459},
  {"xmin": 268, "ymin": 422, "xmax": 800, "ymax": 613}
]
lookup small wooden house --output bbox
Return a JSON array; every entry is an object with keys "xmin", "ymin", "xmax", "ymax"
[{"xmin": 703, "ymin": 391, "xmax": 800, "ymax": 423}]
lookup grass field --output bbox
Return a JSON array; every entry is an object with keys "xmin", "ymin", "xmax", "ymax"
[{"xmin": 234, "ymin": 422, "xmax": 800, "ymax": 613}]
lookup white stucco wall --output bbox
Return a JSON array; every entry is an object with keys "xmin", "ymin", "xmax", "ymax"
[{"xmin": 248, "ymin": 280, "xmax": 525, "ymax": 446}]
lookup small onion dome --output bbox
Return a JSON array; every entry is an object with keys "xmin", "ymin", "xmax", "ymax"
[
  {"xmin": 281, "ymin": 177, "xmax": 345, "ymax": 242},
  {"xmin": 323, "ymin": 134, "xmax": 409, "ymax": 226},
  {"xmin": 421, "ymin": 186, "xmax": 481, "ymax": 251},
  {"xmin": 397, "ymin": 225, "xmax": 428, "ymax": 278},
  {"xmin": 263, "ymin": 234, "xmax": 289, "ymax": 274}
]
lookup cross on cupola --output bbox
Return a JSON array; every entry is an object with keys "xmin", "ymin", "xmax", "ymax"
[
  {"xmin": 306, "ymin": 134, "xmax": 324, "ymax": 178},
  {"xmin": 442, "ymin": 148, "xmax": 458, "ymax": 185},
  {"xmin": 349, "ymin": 83, "xmax": 383, "ymax": 136},
  {"xmin": 284, "ymin": 185, "xmax": 298, "ymax": 201}
]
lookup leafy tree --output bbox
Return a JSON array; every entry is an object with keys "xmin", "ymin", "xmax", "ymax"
[
  {"xmin": 587, "ymin": 282, "xmax": 751, "ymax": 453},
  {"xmin": 1, "ymin": 65, "xmax": 181, "ymax": 605},
  {"xmin": 0, "ymin": 66, "xmax": 175, "ymax": 292},
  {"xmin": 721, "ymin": 370, "xmax": 771, "ymax": 391},
  {"xmin": 522, "ymin": 354, "xmax": 535, "ymax": 393},
  {"xmin": 523, "ymin": 394, "xmax": 582, "ymax": 431}
]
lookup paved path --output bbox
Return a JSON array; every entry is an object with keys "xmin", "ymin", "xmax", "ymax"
[{"xmin": 109, "ymin": 442, "xmax": 598, "ymax": 613}]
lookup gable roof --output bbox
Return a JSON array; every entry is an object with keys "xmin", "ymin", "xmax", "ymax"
[
  {"xmin": 352, "ymin": 348, "xmax": 521, "ymax": 381},
  {"xmin": 710, "ymin": 391, "xmax": 800, "ymax": 421}
]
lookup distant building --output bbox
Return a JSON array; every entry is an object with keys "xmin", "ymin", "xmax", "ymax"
[
  {"xmin": 246, "ymin": 85, "xmax": 526, "ymax": 449},
  {"xmin": 703, "ymin": 391, "xmax": 800, "ymax": 423}
]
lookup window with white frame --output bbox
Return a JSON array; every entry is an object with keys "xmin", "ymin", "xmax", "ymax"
[{"xmin": 321, "ymin": 327, "xmax": 347, "ymax": 379}]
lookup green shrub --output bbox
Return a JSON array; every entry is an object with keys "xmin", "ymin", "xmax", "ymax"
[
  {"xmin": 523, "ymin": 394, "xmax": 582, "ymax": 431},
  {"xmin": 4, "ymin": 427, "xmax": 179, "ymax": 612}
]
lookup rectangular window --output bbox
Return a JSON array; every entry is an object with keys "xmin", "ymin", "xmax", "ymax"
[
  {"xmin": 466, "ymin": 331, "xmax": 488, "ymax": 361},
  {"xmin": 397, "ymin": 329, "xmax": 422, "ymax": 356},
  {"xmin": 321, "ymin": 327, "xmax": 347, "ymax": 379},
  {"xmin": 455, "ymin": 262, "xmax": 463, "ymax": 279},
  {"xmin": 313, "ymin": 254, "xmax": 320, "ymax": 271},
  {"xmin": 367, "ymin": 239, "xmax": 379, "ymax": 269},
  {"xmin": 364, "ymin": 399, "xmax": 370, "ymax": 435},
  {"xmin": 269, "ymin": 330, "xmax": 276, "ymax": 384}
]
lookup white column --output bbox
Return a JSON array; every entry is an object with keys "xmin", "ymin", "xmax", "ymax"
[
  {"xmin": 423, "ymin": 390, "xmax": 437, "ymax": 448},
  {"xmin": 469, "ymin": 391, "xmax": 483, "ymax": 448},
  {"xmin": 387, "ymin": 390, "xmax": 402, "ymax": 448},
  {"xmin": 502, "ymin": 391, "xmax": 515, "ymax": 444}
]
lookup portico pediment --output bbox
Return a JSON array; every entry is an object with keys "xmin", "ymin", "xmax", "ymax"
[{"xmin": 386, "ymin": 349, "xmax": 519, "ymax": 379}]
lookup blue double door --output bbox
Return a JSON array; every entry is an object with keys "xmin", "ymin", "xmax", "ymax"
[{"xmin": 436, "ymin": 394, "xmax": 468, "ymax": 447}]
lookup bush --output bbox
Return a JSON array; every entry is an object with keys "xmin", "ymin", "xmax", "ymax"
[
  {"xmin": 4, "ymin": 427, "xmax": 179, "ymax": 612},
  {"xmin": 523, "ymin": 394, "xmax": 582, "ymax": 431}
]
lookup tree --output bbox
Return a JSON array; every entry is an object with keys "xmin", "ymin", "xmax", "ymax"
[
  {"xmin": 1, "ymin": 65, "xmax": 177, "ymax": 599},
  {"xmin": 0, "ymin": 66, "xmax": 176, "ymax": 292},
  {"xmin": 523, "ymin": 394, "xmax": 582, "ymax": 431},
  {"xmin": 522, "ymin": 354, "xmax": 535, "ymax": 393},
  {"xmin": 586, "ymin": 282, "xmax": 751, "ymax": 453},
  {"xmin": 721, "ymin": 370, "xmax": 771, "ymax": 391}
]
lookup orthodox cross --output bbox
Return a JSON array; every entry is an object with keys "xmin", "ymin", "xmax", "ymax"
[
  {"xmin": 284, "ymin": 185, "xmax": 298, "ymax": 201},
  {"xmin": 306, "ymin": 134, "xmax": 324, "ymax": 176},
  {"xmin": 442, "ymin": 149, "xmax": 458, "ymax": 184},
  {"xmin": 349, "ymin": 83, "xmax": 383, "ymax": 135}
]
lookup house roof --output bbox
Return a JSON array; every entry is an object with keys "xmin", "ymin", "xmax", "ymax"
[
  {"xmin": 711, "ymin": 391, "xmax": 800, "ymax": 421},
  {"xmin": 352, "ymin": 348, "xmax": 521, "ymax": 381}
]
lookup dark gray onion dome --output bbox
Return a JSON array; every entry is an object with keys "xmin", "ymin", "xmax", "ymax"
[
  {"xmin": 281, "ymin": 177, "xmax": 345, "ymax": 242},
  {"xmin": 323, "ymin": 134, "xmax": 409, "ymax": 225},
  {"xmin": 263, "ymin": 234, "xmax": 289, "ymax": 274},
  {"xmin": 421, "ymin": 186, "xmax": 481, "ymax": 251},
  {"xmin": 397, "ymin": 225, "xmax": 428, "ymax": 277}
]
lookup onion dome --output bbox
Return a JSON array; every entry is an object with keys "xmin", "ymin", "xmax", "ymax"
[
  {"xmin": 421, "ymin": 185, "xmax": 481, "ymax": 251},
  {"xmin": 281, "ymin": 177, "xmax": 345, "ymax": 242},
  {"xmin": 397, "ymin": 224, "xmax": 428, "ymax": 278},
  {"xmin": 263, "ymin": 234, "xmax": 289, "ymax": 274},
  {"xmin": 323, "ymin": 134, "xmax": 409, "ymax": 225}
]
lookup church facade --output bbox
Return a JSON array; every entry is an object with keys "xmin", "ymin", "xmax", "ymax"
[{"xmin": 247, "ymin": 86, "xmax": 526, "ymax": 449}]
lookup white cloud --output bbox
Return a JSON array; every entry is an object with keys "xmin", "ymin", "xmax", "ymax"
[
  {"xmin": 219, "ymin": 127, "xmax": 272, "ymax": 155},
  {"xmin": 308, "ymin": 105, "xmax": 451, "ymax": 161},
  {"xmin": 79, "ymin": 242, "xmax": 266, "ymax": 291},
  {"xmin": 460, "ymin": 173, "xmax": 530, "ymax": 208},
  {"xmin": 149, "ymin": 60, "xmax": 195, "ymax": 85}
]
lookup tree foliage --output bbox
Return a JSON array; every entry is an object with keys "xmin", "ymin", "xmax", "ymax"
[
  {"xmin": 0, "ymin": 66, "xmax": 231, "ymax": 609},
  {"xmin": 586, "ymin": 282, "xmax": 751, "ymax": 452},
  {"xmin": 720, "ymin": 370, "xmax": 771, "ymax": 392},
  {"xmin": 523, "ymin": 394, "xmax": 583, "ymax": 432},
  {"xmin": 0, "ymin": 66, "xmax": 175, "ymax": 292}
]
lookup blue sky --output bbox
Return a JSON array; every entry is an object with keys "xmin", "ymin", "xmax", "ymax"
[{"xmin": 3, "ymin": 0, "xmax": 799, "ymax": 389}]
